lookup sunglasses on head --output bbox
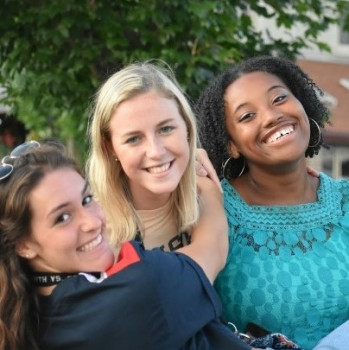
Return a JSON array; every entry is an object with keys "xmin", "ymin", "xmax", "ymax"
[{"xmin": 0, "ymin": 141, "xmax": 40, "ymax": 181}]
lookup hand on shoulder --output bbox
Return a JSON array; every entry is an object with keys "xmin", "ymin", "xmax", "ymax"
[{"xmin": 196, "ymin": 148, "xmax": 222, "ymax": 192}]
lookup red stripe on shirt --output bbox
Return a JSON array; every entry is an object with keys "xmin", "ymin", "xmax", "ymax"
[{"xmin": 106, "ymin": 242, "xmax": 141, "ymax": 276}]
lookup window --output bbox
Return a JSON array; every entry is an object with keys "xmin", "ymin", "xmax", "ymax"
[
  {"xmin": 339, "ymin": 29, "xmax": 349, "ymax": 45},
  {"xmin": 339, "ymin": 14, "xmax": 349, "ymax": 45}
]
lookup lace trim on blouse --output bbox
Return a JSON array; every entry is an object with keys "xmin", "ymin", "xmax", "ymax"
[{"xmin": 223, "ymin": 173, "xmax": 349, "ymax": 256}]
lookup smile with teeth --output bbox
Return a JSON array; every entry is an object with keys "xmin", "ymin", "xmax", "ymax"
[
  {"xmin": 266, "ymin": 125, "xmax": 295, "ymax": 144},
  {"xmin": 78, "ymin": 234, "xmax": 102, "ymax": 252},
  {"xmin": 147, "ymin": 161, "xmax": 171, "ymax": 174}
]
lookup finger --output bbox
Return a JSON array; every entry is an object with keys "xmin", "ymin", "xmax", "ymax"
[
  {"xmin": 196, "ymin": 149, "xmax": 222, "ymax": 192},
  {"xmin": 204, "ymin": 164, "xmax": 222, "ymax": 192},
  {"xmin": 306, "ymin": 165, "xmax": 319, "ymax": 178},
  {"xmin": 195, "ymin": 161, "xmax": 208, "ymax": 176}
]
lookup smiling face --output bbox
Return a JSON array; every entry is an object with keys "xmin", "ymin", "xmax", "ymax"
[
  {"xmin": 19, "ymin": 168, "xmax": 114, "ymax": 273},
  {"xmin": 109, "ymin": 90, "xmax": 190, "ymax": 209},
  {"xmin": 224, "ymin": 71, "xmax": 310, "ymax": 169}
]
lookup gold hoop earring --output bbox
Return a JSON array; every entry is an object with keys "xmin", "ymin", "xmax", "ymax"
[
  {"xmin": 308, "ymin": 118, "xmax": 322, "ymax": 148},
  {"xmin": 222, "ymin": 157, "xmax": 245, "ymax": 179}
]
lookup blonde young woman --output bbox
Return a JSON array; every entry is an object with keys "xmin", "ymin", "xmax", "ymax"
[{"xmin": 87, "ymin": 62, "xmax": 215, "ymax": 250}]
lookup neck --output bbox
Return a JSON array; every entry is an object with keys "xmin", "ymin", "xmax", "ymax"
[
  {"xmin": 35, "ymin": 248, "xmax": 120, "ymax": 296},
  {"xmin": 33, "ymin": 271, "xmax": 97, "ymax": 296},
  {"xmin": 132, "ymin": 192, "xmax": 171, "ymax": 210},
  {"xmin": 37, "ymin": 285, "xmax": 56, "ymax": 296},
  {"xmin": 232, "ymin": 160, "xmax": 319, "ymax": 205}
]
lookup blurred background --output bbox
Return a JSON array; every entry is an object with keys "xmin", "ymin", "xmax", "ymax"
[{"xmin": 1, "ymin": 0, "xmax": 348, "ymax": 177}]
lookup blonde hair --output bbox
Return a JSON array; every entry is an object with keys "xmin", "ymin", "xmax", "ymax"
[{"xmin": 87, "ymin": 62, "xmax": 199, "ymax": 246}]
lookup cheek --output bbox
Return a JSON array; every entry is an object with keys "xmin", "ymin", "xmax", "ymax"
[
  {"xmin": 176, "ymin": 132, "xmax": 190, "ymax": 160},
  {"xmin": 305, "ymin": 116, "xmax": 311, "ymax": 134},
  {"xmin": 180, "ymin": 148, "xmax": 190, "ymax": 169},
  {"xmin": 295, "ymin": 100, "xmax": 308, "ymax": 120},
  {"xmin": 95, "ymin": 203, "xmax": 106, "ymax": 222},
  {"xmin": 29, "ymin": 220, "xmax": 46, "ymax": 247},
  {"xmin": 296, "ymin": 104, "xmax": 311, "ymax": 133},
  {"xmin": 116, "ymin": 153, "xmax": 144, "ymax": 185},
  {"xmin": 177, "ymin": 144, "xmax": 190, "ymax": 176},
  {"xmin": 226, "ymin": 125, "xmax": 246, "ymax": 151},
  {"xmin": 301, "ymin": 108, "xmax": 310, "ymax": 125},
  {"xmin": 177, "ymin": 125, "xmax": 190, "ymax": 149},
  {"xmin": 118, "ymin": 150, "xmax": 140, "ymax": 173},
  {"xmin": 110, "ymin": 137, "xmax": 120, "ymax": 157},
  {"xmin": 225, "ymin": 119, "xmax": 239, "ymax": 141},
  {"xmin": 111, "ymin": 138, "xmax": 138, "ymax": 171}
]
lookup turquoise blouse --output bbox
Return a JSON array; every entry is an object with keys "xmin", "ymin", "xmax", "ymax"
[{"xmin": 215, "ymin": 173, "xmax": 349, "ymax": 350}]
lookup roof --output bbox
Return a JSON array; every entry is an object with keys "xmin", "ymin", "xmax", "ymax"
[{"xmin": 297, "ymin": 59, "xmax": 349, "ymax": 145}]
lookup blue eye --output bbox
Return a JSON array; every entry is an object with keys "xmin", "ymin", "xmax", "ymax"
[
  {"xmin": 160, "ymin": 125, "xmax": 174, "ymax": 134},
  {"xmin": 125, "ymin": 136, "xmax": 140, "ymax": 144}
]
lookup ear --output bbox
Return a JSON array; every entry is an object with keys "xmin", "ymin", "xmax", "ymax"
[
  {"xmin": 228, "ymin": 140, "xmax": 240, "ymax": 159},
  {"xmin": 16, "ymin": 239, "xmax": 38, "ymax": 260}
]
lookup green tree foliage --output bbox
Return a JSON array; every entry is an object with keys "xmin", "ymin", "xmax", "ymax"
[{"xmin": 0, "ymin": 0, "xmax": 347, "ymax": 159}]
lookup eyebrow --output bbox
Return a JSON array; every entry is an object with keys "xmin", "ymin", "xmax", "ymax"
[
  {"xmin": 47, "ymin": 180, "xmax": 89, "ymax": 217},
  {"xmin": 121, "ymin": 118, "xmax": 176, "ymax": 137},
  {"xmin": 233, "ymin": 84, "xmax": 286, "ymax": 114}
]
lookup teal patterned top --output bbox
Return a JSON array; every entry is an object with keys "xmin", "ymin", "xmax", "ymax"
[{"xmin": 215, "ymin": 173, "xmax": 349, "ymax": 350}]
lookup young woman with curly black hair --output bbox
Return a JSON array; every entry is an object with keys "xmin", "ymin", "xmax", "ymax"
[{"xmin": 195, "ymin": 55, "xmax": 349, "ymax": 350}]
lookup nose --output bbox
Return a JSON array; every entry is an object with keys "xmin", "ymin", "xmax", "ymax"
[
  {"xmin": 261, "ymin": 106, "xmax": 282, "ymax": 128},
  {"xmin": 79, "ymin": 207, "xmax": 103, "ymax": 233},
  {"xmin": 145, "ymin": 136, "xmax": 166, "ymax": 159}
]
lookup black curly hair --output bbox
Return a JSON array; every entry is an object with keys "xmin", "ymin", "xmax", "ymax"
[{"xmin": 195, "ymin": 55, "xmax": 330, "ymax": 180}]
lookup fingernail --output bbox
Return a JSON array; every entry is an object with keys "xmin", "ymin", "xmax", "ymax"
[{"xmin": 199, "ymin": 168, "xmax": 208, "ymax": 176}]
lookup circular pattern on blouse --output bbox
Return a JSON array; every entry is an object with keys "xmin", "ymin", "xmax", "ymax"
[{"xmin": 215, "ymin": 174, "xmax": 349, "ymax": 350}]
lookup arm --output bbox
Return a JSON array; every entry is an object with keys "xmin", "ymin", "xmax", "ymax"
[{"xmin": 177, "ymin": 176, "xmax": 228, "ymax": 283}]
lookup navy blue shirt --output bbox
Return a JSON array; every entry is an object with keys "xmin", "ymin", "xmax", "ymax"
[{"xmin": 39, "ymin": 241, "xmax": 251, "ymax": 350}]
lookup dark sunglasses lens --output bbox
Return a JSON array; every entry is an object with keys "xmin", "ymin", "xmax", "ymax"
[
  {"xmin": 0, "ymin": 164, "xmax": 13, "ymax": 180},
  {"xmin": 10, "ymin": 141, "xmax": 40, "ymax": 157}
]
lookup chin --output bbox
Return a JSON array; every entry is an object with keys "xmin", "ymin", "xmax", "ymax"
[
  {"xmin": 92, "ymin": 259, "xmax": 114, "ymax": 272},
  {"xmin": 152, "ymin": 184, "xmax": 179, "ymax": 195}
]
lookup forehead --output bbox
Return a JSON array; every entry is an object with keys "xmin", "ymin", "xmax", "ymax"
[
  {"xmin": 110, "ymin": 91, "xmax": 186, "ymax": 130},
  {"xmin": 119, "ymin": 90, "xmax": 179, "ymax": 113},
  {"xmin": 29, "ymin": 168, "xmax": 84, "ymax": 217},
  {"xmin": 225, "ymin": 71, "xmax": 287, "ymax": 99}
]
